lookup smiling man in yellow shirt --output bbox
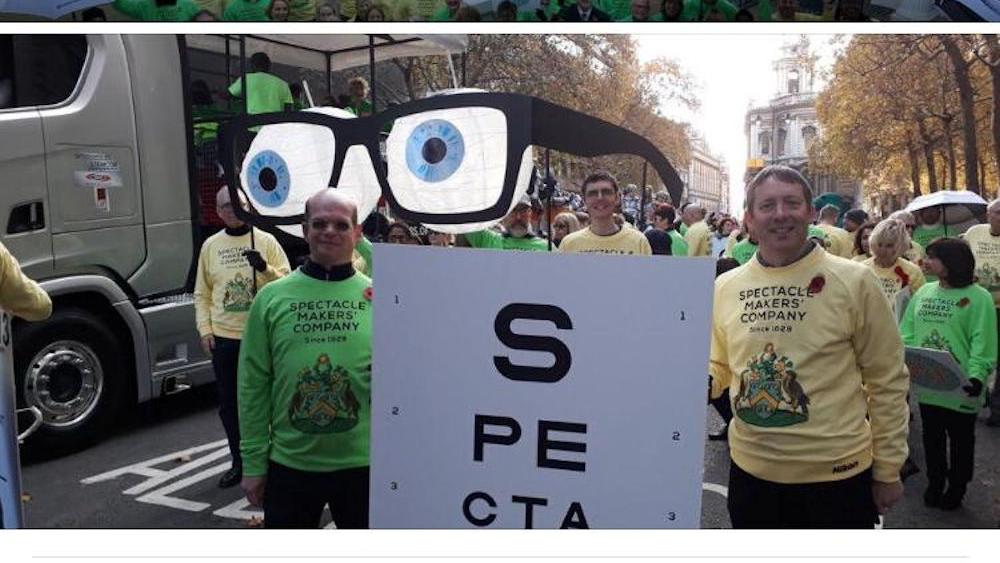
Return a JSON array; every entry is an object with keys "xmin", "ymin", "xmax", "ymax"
[
  {"xmin": 710, "ymin": 165, "xmax": 909, "ymax": 528},
  {"xmin": 558, "ymin": 171, "xmax": 652, "ymax": 256}
]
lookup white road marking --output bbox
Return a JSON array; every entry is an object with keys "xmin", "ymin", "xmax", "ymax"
[
  {"xmin": 135, "ymin": 461, "xmax": 231, "ymax": 512},
  {"xmin": 212, "ymin": 498, "xmax": 262, "ymax": 521},
  {"xmin": 702, "ymin": 482, "xmax": 728, "ymax": 498},
  {"xmin": 124, "ymin": 446, "xmax": 230, "ymax": 496},
  {"xmin": 81, "ymin": 439, "xmax": 228, "ymax": 485}
]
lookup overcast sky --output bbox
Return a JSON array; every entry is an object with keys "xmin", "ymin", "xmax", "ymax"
[{"xmin": 635, "ymin": 34, "xmax": 840, "ymax": 214}]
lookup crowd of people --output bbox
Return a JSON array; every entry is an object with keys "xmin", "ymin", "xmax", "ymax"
[
  {"xmin": 185, "ymin": 157, "xmax": 1000, "ymax": 529},
  {"xmin": 76, "ymin": 0, "xmax": 875, "ymax": 23}
]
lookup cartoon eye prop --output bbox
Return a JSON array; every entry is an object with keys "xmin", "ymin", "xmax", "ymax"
[
  {"xmin": 240, "ymin": 119, "xmax": 336, "ymax": 222},
  {"xmin": 424, "ymin": 146, "xmax": 533, "ymax": 235},
  {"xmin": 385, "ymin": 107, "xmax": 526, "ymax": 221},
  {"xmin": 404, "ymin": 119, "xmax": 465, "ymax": 183}
]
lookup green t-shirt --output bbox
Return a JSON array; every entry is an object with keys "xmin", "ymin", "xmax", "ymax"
[
  {"xmin": 667, "ymin": 229, "xmax": 688, "ymax": 257},
  {"xmin": 356, "ymin": 236, "xmax": 373, "ymax": 277},
  {"xmin": 519, "ymin": 1, "xmax": 562, "ymax": 20},
  {"xmin": 465, "ymin": 230, "xmax": 550, "ymax": 252},
  {"xmin": 617, "ymin": 12, "xmax": 664, "ymax": 21},
  {"xmin": 900, "ymin": 281, "xmax": 997, "ymax": 413},
  {"xmin": 222, "ymin": 0, "xmax": 272, "ymax": 21},
  {"xmin": 431, "ymin": 5, "xmax": 458, "ymax": 20},
  {"xmin": 596, "ymin": 0, "xmax": 631, "ymax": 20},
  {"xmin": 346, "ymin": 99, "xmax": 374, "ymax": 117},
  {"xmin": 228, "ymin": 72, "xmax": 293, "ymax": 115},
  {"xmin": 113, "ymin": 0, "xmax": 201, "ymax": 21},
  {"xmin": 191, "ymin": 104, "xmax": 227, "ymax": 145},
  {"xmin": 288, "ymin": 0, "xmax": 316, "ymax": 20},
  {"xmin": 807, "ymin": 224, "xmax": 830, "ymax": 250},
  {"xmin": 678, "ymin": 223, "xmax": 688, "ymax": 236},
  {"xmin": 912, "ymin": 224, "xmax": 948, "ymax": 249},
  {"xmin": 238, "ymin": 268, "xmax": 373, "ymax": 475},
  {"xmin": 728, "ymin": 239, "xmax": 757, "ymax": 265},
  {"xmin": 681, "ymin": 0, "xmax": 737, "ymax": 21}
]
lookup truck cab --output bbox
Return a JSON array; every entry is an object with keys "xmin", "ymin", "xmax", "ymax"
[{"xmin": 1, "ymin": 33, "xmax": 463, "ymax": 453}]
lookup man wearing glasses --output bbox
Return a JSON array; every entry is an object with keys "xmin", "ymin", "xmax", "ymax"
[
  {"xmin": 238, "ymin": 190, "xmax": 373, "ymax": 529},
  {"xmin": 194, "ymin": 187, "xmax": 290, "ymax": 490},
  {"xmin": 558, "ymin": 171, "xmax": 652, "ymax": 256},
  {"xmin": 962, "ymin": 198, "xmax": 1000, "ymax": 427}
]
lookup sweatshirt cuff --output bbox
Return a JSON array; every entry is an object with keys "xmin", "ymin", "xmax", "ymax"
[{"xmin": 872, "ymin": 461, "xmax": 903, "ymax": 484}]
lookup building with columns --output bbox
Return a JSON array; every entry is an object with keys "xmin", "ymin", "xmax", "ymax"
[
  {"xmin": 679, "ymin": 135, "xmax": 729, "ymax": 213},
  {"xmin": 744, "ymin": 41, "xmax": 861, "ymax": 209}
]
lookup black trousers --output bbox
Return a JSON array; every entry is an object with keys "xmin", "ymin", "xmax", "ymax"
[
  {"xmin": 211, "ymin": 336, "xmax": 242, "ymax": 471},
  {"xmin": 919, "ymin": 403, "xmax": 976, "ymax": 487},
  {"xmin": 263, "ymin": 461, "xmax": 370, "ymax": 529},
  {"xmin": 727, "ymin": 462, "xmax": 878, "ymax": 529},
  {"xmin": 710, "ymin": 388, "xmax": 733, "ymax": 425}
]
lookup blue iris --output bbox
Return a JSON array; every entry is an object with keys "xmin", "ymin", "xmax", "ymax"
[
  {"xmin": 246, "ymin": 150, "xmax": 290, "ymax": 208},
  {"xmin": 405, "ymin": 119, "xmax": 465, "ymax": 183}
]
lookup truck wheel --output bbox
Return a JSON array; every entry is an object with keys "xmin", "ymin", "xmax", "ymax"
[{"xmin": 14, "ymin": 307, "xmax": 129, "ymax": 455}]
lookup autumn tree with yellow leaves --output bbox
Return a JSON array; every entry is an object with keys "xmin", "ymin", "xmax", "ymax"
[
  {"xmin": 387, "ymin": 34, "xmax": 695, "ymax": 194},
  {"xmin": 815, "ymin": 35, "xmax": 1000, "ymax": 202}
]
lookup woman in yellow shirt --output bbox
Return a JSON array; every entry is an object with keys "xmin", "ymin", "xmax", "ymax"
[
  {"xmin": 851, "ymin": 221, "xmax": 875, "ymax": 262},
  {"xmin": 861, "ymin": 219, "xmax": 926, "ymax": 320}
]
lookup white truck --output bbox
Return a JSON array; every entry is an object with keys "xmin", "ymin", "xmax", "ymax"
[{"xmin": 0, "ymin": 33, "xmax": 463, "ymax": 453}]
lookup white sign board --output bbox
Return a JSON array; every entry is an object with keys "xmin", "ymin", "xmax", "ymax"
[
  {"xmin": 0, "ymin": 311, "xmax": 22, "ymax": 528},
  {"xmin": 371, "ymin": 246, "xmax": 714, "ymax": 528}
]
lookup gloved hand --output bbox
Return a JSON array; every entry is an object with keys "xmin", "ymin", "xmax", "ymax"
[
  {"xmin": 962, "ymin": 379, "xmax": 983, "ymax": 398},
  {"xmin": 243, "ymin": 249, "xmax": 266, "ymax": 273}
]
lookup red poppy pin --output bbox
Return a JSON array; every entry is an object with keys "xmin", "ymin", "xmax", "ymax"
[
  {"xmin": 807, "ymin": 275, "xmax": 826, "ymax": 295},
  {"xmin": 894, "ymin": 265, "xmax": 910, "ymax": 288},
  {"xmin": 363, "ymin": 287, "xmax": 373, "ymax": 302},
  {"xmin": 958, "ymin": 297, "xmax": 970, "ymax": 308}
]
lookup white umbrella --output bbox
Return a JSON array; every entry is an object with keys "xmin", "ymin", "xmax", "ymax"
[
  {"xmin": 0, "ymin": 0, "xmax": 110, "ymax": 19},
  {"xmin": 905, "ymin": 190, "xmax": 987, "ymax": 237},
  {"xmin": 905, "ymin": 190, "xmax": 987, "ymax": 212}
]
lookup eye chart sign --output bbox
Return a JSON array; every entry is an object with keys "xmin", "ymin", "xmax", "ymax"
[{"xmin": 371, "ymin": 246, "xmax": 714, "ymax": 528}]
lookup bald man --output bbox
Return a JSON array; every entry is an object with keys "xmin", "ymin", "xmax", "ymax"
[
  {"xmin": 682, "ymin": 203, "xmax": 711, "ymax": 257},
  {"xmin": 194, "ymin": 186, "xmax": 290, "ymax": 489},
  {"xmin": 238, "ymin": 189, "xmax": 374, "ymax": 528}
]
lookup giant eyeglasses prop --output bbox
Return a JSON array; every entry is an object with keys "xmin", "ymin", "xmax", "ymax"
[{"xmin": 219, "ymin": 92, "xmax": 684, "ymax": 236}]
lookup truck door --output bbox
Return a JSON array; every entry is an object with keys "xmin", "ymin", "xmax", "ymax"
[
  {"xmin": 0, "ymin": 36, "xmax": 56, "ymax": 280},
  {"xmin": 35, "ymin": 35, "xmax": 145, "ymax": 281}
]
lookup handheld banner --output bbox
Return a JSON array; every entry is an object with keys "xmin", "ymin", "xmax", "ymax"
[
  {"xmin": 371, "ymin": 247, "xmax": 714, "ymax": 528},
  {"xmin": 904, "ymin": 347, "xmax": 979, "ymax": 410}
]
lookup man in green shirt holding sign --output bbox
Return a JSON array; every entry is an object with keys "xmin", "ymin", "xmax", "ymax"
[{"xmin": 239, "ymin": 189, "xmax": 373, "ymax": 529}]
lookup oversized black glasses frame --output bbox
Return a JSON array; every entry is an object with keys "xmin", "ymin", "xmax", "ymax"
[{"xmin": 219, "ymin": 92, "xmax": 685, "ymax": 228}]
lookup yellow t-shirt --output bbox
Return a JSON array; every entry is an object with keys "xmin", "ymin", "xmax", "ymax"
[
  {"xmin": 816, "ymin": 223, "xmax": 854, "ymax": 259},
  {"xmin": 963, "ymin": 224, "xmax": 1000, "ymax": 307},
  {"xmin": 710, "ymin": 245, "xmax": 909, "ymax": 484},
  {"xmin": 861, "ymin": 257, "xmax": 925, "ymax": 317},
  {"xmin": 903, "ymin": 240, "xmax": 925, "ymax": 265},
  {"xmin": 683, "ymin": 220, "xmax": 712, "ymax": 257},
  {"xmin": 558, "ymin": 226, "xmax": 652, "ymax": 256},
  {"xmin": 195, "ymin": 227, "xmax": 291, "ymax": 339},
  {"xmin": 0, "ymin": 241, "xmax": 51, "ymax": 322}
]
